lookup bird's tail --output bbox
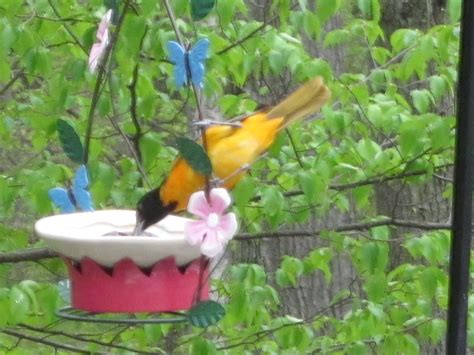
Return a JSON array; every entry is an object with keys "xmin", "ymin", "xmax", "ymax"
[{"xmin": 268, "ymin": 77, "xmax": 331, "ymax": 130}]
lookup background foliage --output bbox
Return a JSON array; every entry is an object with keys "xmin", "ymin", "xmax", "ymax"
[{"xmin": 0, "ymin": 0, "xmax": 470, "ymax": 353}]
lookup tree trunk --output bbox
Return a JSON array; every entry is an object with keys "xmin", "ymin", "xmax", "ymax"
[{"xmin": 380, "ymin": 0, "xmax": 446, "ymax": 36}]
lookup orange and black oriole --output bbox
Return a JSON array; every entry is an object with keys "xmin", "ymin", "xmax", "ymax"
[{"xmin": 134, "ymin": 77, "xmax": 331, "ymax": 234}]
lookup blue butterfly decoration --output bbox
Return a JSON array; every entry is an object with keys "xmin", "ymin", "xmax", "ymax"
[
  {"xmin": 48, "ymin": 165, "xmax": 94, "ymax": 213},
  {"xmin": 167, "ymin": 38, "xmax": 210, "ymax": 88}
]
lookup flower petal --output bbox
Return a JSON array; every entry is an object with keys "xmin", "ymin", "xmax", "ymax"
[
  {"xmin": 209, "ymin": 188, "xmax": 232, "ymax": 214},
  {"xmin": 201, "ymin": 230, "xmax": 225, "ymax": 258},
  {"xmin": 218, "ymin": 213, "xmax": 238, "ymax": 241},
  {"xmin": 187, "ymin": 190, "xmax": 211, "ymax": 218},
  {"xmin": 88, "ymin": 35, "xmax": 110, "ymax": 73},
  {"xmin": 184, "ymin": 220, "xmax": 208, "ymax": 245},
  {"xmin": 97, "ymin": 9, "xmax": 112, "ymax": 41},
  {"xmin": 88, "ymin": 43, "xmax": 102, "ymax": 73}
]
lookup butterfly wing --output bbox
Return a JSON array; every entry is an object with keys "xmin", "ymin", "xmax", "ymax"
[
  {"xmin": 167, "ymin": 41, "xmax": 187, "ymax": 88},
  {"xmin": 188, "ymin": 38, "xmax": 210, "ymax": 88},
  {"xmin": 73, "ymin": 165, "xmax": 94, "ymax": 212},
  {"xmin": 48, "ymin": 188, "xmax": 76, "ymax": 213}
]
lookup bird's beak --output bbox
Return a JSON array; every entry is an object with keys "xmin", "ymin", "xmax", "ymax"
[{"xmin": 132, "ymin": 219, "xmax": 145, "ymax": 236}]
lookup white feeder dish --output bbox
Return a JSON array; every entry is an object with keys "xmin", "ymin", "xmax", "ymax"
[{"xmin": 34, "ymin": 210, "xmax": 200, "ymax": 267}]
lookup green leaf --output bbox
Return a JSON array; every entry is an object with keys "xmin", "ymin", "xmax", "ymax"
[
  {"xmin": 274, "ymin": 324, "xmax": 312, "ymax": 351},
  {"xmin": 372, "ymin": 47, "xmax": 391, "ymax": 65},
  {"xmin": 358, "ymin": 242, "xmax": 388, "ymax": 274},
  {"xmin": 176, "ymin": 137, "xmax": 212, "ymax": 176},
  {"xmin": 0, "ymin": 59, "xmax": 11, "ymax": 83},
  {"xmin": 317, "ymin": 0, "xmax": 340, "ymax": 24},
  {"xmin": 324, "ymin": 29, "xmax": 350, "ymax": 48},
  {"xmin": 216, "ymin": 0, "xmax": 235, "ymax": 27},
  {"xmin": 400, "ymin": 119, "xmax": 428, "ymax": 157},
  {"xmin": 357, "ymin": 0, "xmax": 371, "ymax": 17},
  {"xmin": 428, "ymin": 318, "xmax": 446, "ymax": 343},
  {"xmin": 233, "ymin": 177, "xmax": 256, "ymax": 209},
  {"xmin": 187, "ymin": 300, "xmax": 225, "ymax": 327},
  {"xmin": 298, "ymin": 171, "xmax": 317, "ymax": 202},
  {"xmin": 261, "ymin": 186, "xmax": 284, "ymax": 217},
  {"xmin": 390, "ymin": 29, "xmax": 419, "ymax": 54},
  {"xmin": 447, "ymin": 0, "xmax": 461, "ymax": 23},
  {"xmin": 9, "ymin": 286, "xmax": 29, "ymax": 324},
  {"xmin": 303, "ymin": 248, "xmax": 333, "ymax": 282},
  {"xmin": 191, "ymin": 0, "xmax": 216, "ymax": 20},
  {"xmin": 419, "ymin": 267, "xmax": 440, "ymax": 298},
  {"xmin": 371, "ymin": 0, "xmax": 381, "ymax": 22},
  {"xmin": 365, "ymin": 272, "xmax": 387, "ymax": 302},
  {"xmin": 357, "ymin": 139, "xmax": 382, "ymax": 162},
  {"xmin": 140, "ymin": 133, "xmax": 163, "ymax": 170},
  {"xmin": 269, "ymin": 50, "xmax": 287, "ymax": 74},
  {"xmin": 36, "ymin": 284, "xmax": 60, "ymax": 323},
  {"xmin": 0, "ymin": 290, "xmax": 10, "ymax": 327},
  {"xmin": 57, "ymin": 119, "xmax": 84, "ymax": 164},
  {"xmin": 429, "ymin": 116, "xmax": 453, "ymax": 150},
  {"xmin": 429, "ymin": 75, "xmax": 447, "ymax": 100},
  {"xmin": 19, "ymin": 280, "xmax": 39, "ymax": 315},
  {"xmin": 276, "ymin": 256, "xmax": 304, "ymax": 287},
  {"xmin": 191, "ymin": 338, "xmax": 217, "ymax": 354},
  {"xmin": 411, "ymin": 89, "xmax": 433, "ymax": 114}
]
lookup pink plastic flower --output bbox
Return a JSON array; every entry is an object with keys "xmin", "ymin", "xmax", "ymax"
[
  {"xmin": 88, "ymin": 10, "xmax": 112, "ymax": 73},
  {"xmin": 185, "ymin": 188, "xmax": 238, "ymax": 258}
]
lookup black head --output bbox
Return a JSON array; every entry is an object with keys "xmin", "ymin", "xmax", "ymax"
[{"xmin": 133, "ymin": 188, "xmax": 177, "ymax": 235}]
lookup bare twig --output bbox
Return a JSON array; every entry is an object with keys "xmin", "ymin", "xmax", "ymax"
[
  {"xmin": 259, "ymin": 163, "xmax": 454, "ymax": 202},
  {"xmin": 46, "ymin": 0, "xmax": 88, "ymax": 54},
  {"xmin": 285, "ymin": 128, "xmax": 304, "ymax": 168},
  {"xmin": 125, "ymin": 24, "xmax": 152, "ymax": 187},
  {"xmin": 107, "ymin": 88, "xmax": 152, "ymax": 188},
  {"xmin": 1, "ymin": 329, "xmax": 88, "ymax": 354},
  {"xmin": 216, "ymin": 296, "xmax": 352, "ymax": 350},
  {"xmin": 234, "ymin": 218, "xmax": 450, "ymax": 241},
  {"xmin": 163, "ymin": 0, "xmax": 183, "ymax": 44},
  {"xmin": 0, "ymin": 69, "xmax": 23, "ymax": 96},
  {"xmin": 83, "ymin": 0, "xmax": 132, "ymax": 164},
  {"xmin": 216, "ymin": 5, "xmax": 295, "ymax": 55},
  {"xmin": 0, "ymin": 248, "xmax": 57, "ymax": 263},
  {"xmin": 18, "ymin": 324, "xmax": 156, "ymax": 354},
  {"xmin": 433, "ymin": 173, "xmax": 453, "ymax": 183}
]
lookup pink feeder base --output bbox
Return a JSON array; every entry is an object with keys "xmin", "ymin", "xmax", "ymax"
[{"xmin": 63, "ymin": 256, "xmax": 209, "ymax": 313}]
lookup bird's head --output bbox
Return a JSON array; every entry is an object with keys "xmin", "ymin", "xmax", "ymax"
[{"xmin": 133, "ymin": 188, "xmax": 177, "ymax": 235}]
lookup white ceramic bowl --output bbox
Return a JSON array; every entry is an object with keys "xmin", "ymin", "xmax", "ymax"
[{"xmin": 34, "ymin": 210, "xmax": 200, "ymax": 267}]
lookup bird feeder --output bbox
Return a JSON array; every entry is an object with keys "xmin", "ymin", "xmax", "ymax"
[{"xmin": 34, "ymin": 210, "xmax": 209, "ymax": 314}]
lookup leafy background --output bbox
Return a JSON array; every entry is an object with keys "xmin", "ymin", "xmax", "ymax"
[{"xmin": 0, "ymin": 0, "xmax": 470, "ymax": 353}]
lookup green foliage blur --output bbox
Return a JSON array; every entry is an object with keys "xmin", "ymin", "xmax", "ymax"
[{"xmin": 0, "ymin": 0, "xmax": 470, "ymax": 353}]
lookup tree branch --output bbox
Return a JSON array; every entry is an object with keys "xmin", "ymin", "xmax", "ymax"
[
  {"xmin": 0, "ymin": 248, "xmax": 57, "ymax": 263},
  {"xmin": 18, "ymin": 323, "xmax": 156, "ymax": 354},
  {"xmin": 234, "ymin": 218, "xmax": 450, "ymax": 241},
  {"xmin": 253, "ymin": 163, "xmax": 453, "ymax": 202},
  {"xmin": 125, "ymin": 25, "xmax": 151, "ymax": 188},
  {"xmin": 0, "ymin": 217, "xmax": 450, "ymax": 264},
  {"xmin": 46, "ymin": 0, "xmax": 88, "ymax": 54},
  {"xmin": 1, "ymin": 329, "xmax": 88, "ymax": 354},
  {"xmin": 0, "ymin": 68, "xmax": 22, "ymax": 96},
  {"xmin": 83, "ymin": 0, "xmax": 132, "ymax": 164},
  {"xmin": 216, "ymin": 3, "xmax": 299, "ymax": 55}
]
